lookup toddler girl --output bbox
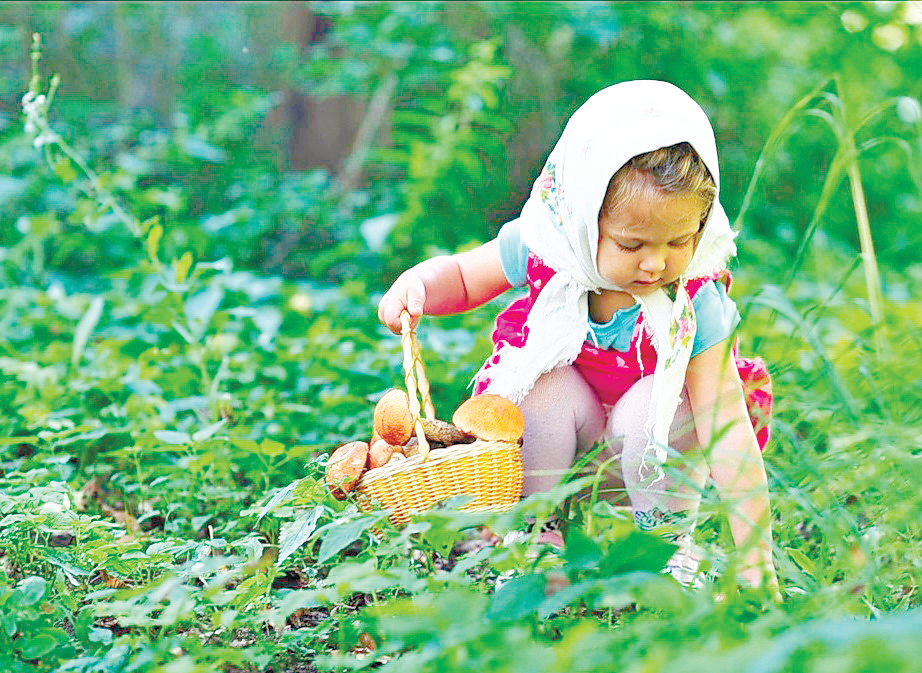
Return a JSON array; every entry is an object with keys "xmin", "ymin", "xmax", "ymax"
[{"xmin": 378, "ymin": 80, "xmax": 776, "ymax": 591}]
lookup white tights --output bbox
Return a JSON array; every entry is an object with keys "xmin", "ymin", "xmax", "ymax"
[{"xmin": 518, "ymin": 365, "xmax": 709, "ymax": 531}]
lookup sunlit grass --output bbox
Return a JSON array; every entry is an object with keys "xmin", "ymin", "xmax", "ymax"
[{"xmin": 1, "ymin": 41, "xmax": 920, "ymax": 673}]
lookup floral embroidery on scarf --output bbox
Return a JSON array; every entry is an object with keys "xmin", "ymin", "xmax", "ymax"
[
  {"xmin": 661, "ymin": 287, "xmax": 696, "ymax": 369},
  {"xmin": 538, "ymin": 161, "xmax": 561, "ymax": 225},
  {"xmin": 673, "ymin": 303, "xmax": 695, "ymax": 349}
]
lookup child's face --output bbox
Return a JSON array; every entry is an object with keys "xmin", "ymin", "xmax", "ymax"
[{"xmin": 596, "ymin": 188, "xmax": 705, "ymax": 295}]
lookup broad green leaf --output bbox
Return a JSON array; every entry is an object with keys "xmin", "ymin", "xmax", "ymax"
[
  {"xmin": 563, "ymin": 528, "xmax": 604, "ymax": 571},
  {"xmin": 316, "ymin": 516, "xmax": 379, "ymax": 564},
  {"xmin": 174, "ymin": 250, "xmax": 193, "ymax": 284},
  {"xmin": 184, "ymin": 284, "xmax": 224, "ymax": 339},
  {"xmin": 599, "ymin": 530, "xmax": 677, "ymax": 575},
  {"xmin": 0, "ymin": 437, "xmax": 38, "ymax": 446},
  {"xmin": 154, "ymin": 430, "xmax": 192, "ymax": 445},
  {"xmin": 88, "ymin": 626, "xmax": 113, "ymax": 644},
  {"xmin": 257, "ymin": 480, "xmax": 302, "ymax": 521},
  {"xmin": 232, "ymin": 439, "xmax": 260, "ymax": 452},
  {"xmin": 191, "ymin": 419, "xmax": 226, "ymax": 443},
  {"xmin": 0, "ymin": 514, "xmax": 26, "ymax": 527},
  {"xmin": 277, "ymin": 505, "xmax": 325, "ymax": 565},
  {"xmin": 51, "ymin": 156, "xmax": 77, "ymax": 182},
  {"xmin": 786, "ymin": 546, "xmax": 817, "ymax": 578},
  {"xmin": 147, "ymin": 223, "xmax": 163, "ymax": 263},
  {"xmin": 18, "ymin": 629, "xmax": 64, "ymax": 658},
  {"xmin": 594, "ymin": 572, "xmax": 684, "ymax": 613},
  {"xmin": 71, "ymin": 296, "xmax": 104, "ymax": 367},
  {"xmin": 19, "ymin": 213, "xmax": 61, "ymax": 237},
  {"xmin": 538, "ymin": 578, "xmax": 599, "ymax": 620},
  {"xmin": 229, "ymin": 572, "xmax": 273, "ymax": 613},
  {"xmin": 488, "ymin": 573, "xmax": 547, "ymax": 622},
  {"xmin": 1, "ymin": 612, "xmax": 16, "ymax": 638},
  {"xmin": 15, "ymin": 577, "xmax": 46, "ymax": 606},
  {"xmin": 139, "ymin": 215, "xmax": 159, "ymax": 235},
  {"xmin": 260, "ymin": 438, "xmax": 285, "ymax": 456}
]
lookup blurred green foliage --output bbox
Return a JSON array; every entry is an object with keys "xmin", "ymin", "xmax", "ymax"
[{"xmin": 1, "ymin": 1, "xmax": 920, "ymax": 285}]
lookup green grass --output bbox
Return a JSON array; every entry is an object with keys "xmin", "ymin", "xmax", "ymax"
[{"xmin": 1, "ymin": 39, "xmax": 920, "ymax": 673}]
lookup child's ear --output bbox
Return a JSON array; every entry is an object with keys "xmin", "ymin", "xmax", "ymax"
[{"xmin": 699, "ymin": 198, "xmax": 713, "ymax": 229}]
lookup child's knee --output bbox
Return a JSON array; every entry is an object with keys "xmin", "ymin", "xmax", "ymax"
[
  {"xmin": 607, "ymin": 376, "xmax": 655, "ymax": 437},
  {"xmin": 519, "ymin": 365, "xmax": 606, "ymax": 454},
  {"xmin": 522, "ymin": 367, "xmax": 601, "ymax": 420},
  {"xmin": 608, "ymin": 377, "xmax": 697, "ymax": 449}
]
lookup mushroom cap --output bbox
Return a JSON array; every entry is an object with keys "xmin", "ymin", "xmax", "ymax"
[
  {"xmin": 367, "ymin": 438, "xmax": 396, "ymax": 469},
  {"xmin": 373, "ymin": 389, "xmax": 414, "ymax": 446},
  {"xmin": 325, "ymin": 440, "xmax": 369, "ymax": 498},
  {"xmin": 451, "ymin": 394, "xmax": 525, "ymax": 442}
]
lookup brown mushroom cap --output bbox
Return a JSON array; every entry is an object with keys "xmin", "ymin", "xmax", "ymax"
[
  {"xmin": 325, "ymin": 440, "xmax": 369, "ymax": 498},
  {"xmin": 451, "ymin": 394, "xmax": 525, "ymax": 442},
  {"xmin": 367, "ymin": 438, "xmax": 396, "ymax": 469},
  {"xmin": 373, "ymin": 389, "xmax": 414, "ymax": 446}
]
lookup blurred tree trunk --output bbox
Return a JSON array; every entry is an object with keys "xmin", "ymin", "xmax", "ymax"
[
  {"xmin": 113, "ymin": 3, "xmax": 177, "ymax": 119},
  {"xmin": 276, "ymin": 2, "xmax": 365, "ymax": 173}
]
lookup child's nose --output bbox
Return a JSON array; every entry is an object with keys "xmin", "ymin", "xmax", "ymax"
[{"xmin": 639, "ymin": 249, "xmax": 667, "ymax": 273}]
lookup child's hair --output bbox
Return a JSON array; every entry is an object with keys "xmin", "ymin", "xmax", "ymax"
[{"xmin": 601, "ymin": 142, "xmax": 716, "ymax": 225}]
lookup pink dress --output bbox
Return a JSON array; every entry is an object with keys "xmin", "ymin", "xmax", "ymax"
[{"xmin": 474, "ymin": 254, "xmax": 773, "ymax": 450}]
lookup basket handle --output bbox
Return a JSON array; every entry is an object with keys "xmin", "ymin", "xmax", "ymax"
[{"xmin": 400, "ymin": 310, "xmax": 435, "ymax": 459}]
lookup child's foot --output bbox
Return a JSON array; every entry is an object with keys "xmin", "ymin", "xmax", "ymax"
[
  {"xmin": 499, "ymin": 515, "xmax": 565, "ymax": 551},
  {"xmin": 664, "ymin": 531, "xmax": 703, "ymax": 587}
]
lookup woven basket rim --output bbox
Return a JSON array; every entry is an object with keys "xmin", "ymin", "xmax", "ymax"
[{"xmin": 355, "ymin": 438, "xmax": 520, "ymax": 488}]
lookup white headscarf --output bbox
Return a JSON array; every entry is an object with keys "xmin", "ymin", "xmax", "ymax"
[{"xmin": 475, "ymin": 80, "xmax": 737, "ymax": 480}]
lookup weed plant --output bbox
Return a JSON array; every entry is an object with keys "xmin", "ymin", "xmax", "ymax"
[{"xmin": 1, "ymin": 31, "xmax": 920, "ymax": 673}]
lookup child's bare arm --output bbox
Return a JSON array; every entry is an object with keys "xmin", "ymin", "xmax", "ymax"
[
  {"xmin": 378, "ymin": 239, "xmax": 512, "ymax": 333},
  {"xmin": 686, "ymin": 340, "xmax": 779, "ymax": 595}
]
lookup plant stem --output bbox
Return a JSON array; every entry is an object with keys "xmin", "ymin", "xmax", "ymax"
[{"xmin": 845, "ymin": 158, "xmax": 884, "ymax": 327}]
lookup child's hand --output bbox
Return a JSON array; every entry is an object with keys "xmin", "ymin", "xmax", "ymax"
[
  {"xmin": 376, "ymin": 243, "xmax": 508, "ymax": 334},
  {"xmin": 378, "ymin": 272, "xmax": 426, "ymax": 334}
]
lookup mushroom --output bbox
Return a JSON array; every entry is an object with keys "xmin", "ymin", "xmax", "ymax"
[
  {"xmin": 325, "ymin": 441, "xmax": 369, "ymax": 499},
  {"xmin": 373, "ymin": 388, "xmax": 473, "ymax": 447},
  {"xmin": 368, "ymin": 438, "xmax": 396, "ymax": 469},
  {"xmin": 418, "ymin": 417, "xmax": 475, "ymax": 446},
  {"xmin": 403, "ymin": 437, "xmax": 420, "ymax": 458},
  {"xmin": 373, "ymin": 389, "xmax": 415, "ymax": 446},
  {"xmin": 452, "ymin": 394, "xmax": 525, "ymax": 442}
]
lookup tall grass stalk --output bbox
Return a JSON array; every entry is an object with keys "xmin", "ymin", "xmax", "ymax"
[
  {"xmin": 735, "ymin": 76, "xmax": 889, "ymax": 345},
  {"xmin": 846, "ymin": 158, "xmax": 884, "ymax": 334}
]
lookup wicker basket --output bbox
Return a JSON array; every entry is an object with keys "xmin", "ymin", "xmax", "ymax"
[{"xmin": 354, "ymin": 311, "xmax": 524, "ymax": 526}]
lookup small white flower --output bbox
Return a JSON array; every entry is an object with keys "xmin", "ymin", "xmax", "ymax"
[{"xmin": 33, "ymin": 130, "xmax": 59, "ymax": 148}]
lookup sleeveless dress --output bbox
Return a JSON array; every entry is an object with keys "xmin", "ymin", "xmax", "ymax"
[{"xmin": 474, "ymin": 253, "xmax": 772, "ymax": 450}]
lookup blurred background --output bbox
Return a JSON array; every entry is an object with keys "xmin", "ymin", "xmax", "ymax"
[
  {"xmin": 2, "ymin": 1, "xmax": 920, "ymax": 287},
  {"xmin": 1, "ymin": 9, "xmax": 921, "ymax": 661}
]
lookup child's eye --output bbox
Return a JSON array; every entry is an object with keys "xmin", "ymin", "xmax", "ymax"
[
  {"xmin": 670, "ymin": 237, "xmax": 695, "ymax": 248},
  {"xmin": 616, "ymin": 241, "xmax": 641, "ymax": 252}
]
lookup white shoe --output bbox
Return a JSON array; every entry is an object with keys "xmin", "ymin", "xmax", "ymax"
[{"xmin": 664, "ymin": 532, "xmax": 704, "ymax": 588}]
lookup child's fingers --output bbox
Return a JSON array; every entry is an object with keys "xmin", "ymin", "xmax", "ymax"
[
  {"xmin": 405, "ymin": 284, "xmax": 425, "ymax": 320},
  {"xmin": 401, "ymin": 282, "xmax": 426, "ymax": 330},
  {"xmin": 377, "ymin": 296, "xmax": 404, "ymax": 334},
  {"xmin": 378, "ymin": 277, "xmax": 425, "ymax": 334}
]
